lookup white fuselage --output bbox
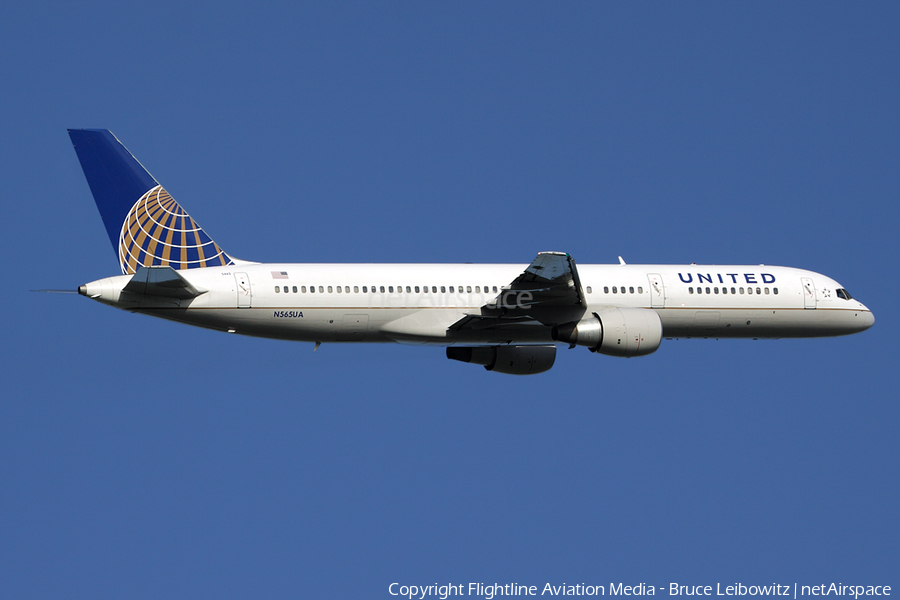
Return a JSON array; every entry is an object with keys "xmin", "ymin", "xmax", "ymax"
[{"xmin": 81, "ymin": 262, "xmax": 874, "ymax": 345}]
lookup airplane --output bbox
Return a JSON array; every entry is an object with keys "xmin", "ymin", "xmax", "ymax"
[{"xmin": 68, "ymin": 129, "xmax": 874, "ymax": 375}]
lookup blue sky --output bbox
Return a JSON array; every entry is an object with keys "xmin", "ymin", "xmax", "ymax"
[{"xmin": 1, "ymin": 2, "xmax": 898, "ymax": 598}]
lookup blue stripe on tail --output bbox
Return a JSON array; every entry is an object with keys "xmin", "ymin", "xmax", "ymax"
[{"xmin": 68, "ymin": 129, "xmax": 232, "ymax": 274}]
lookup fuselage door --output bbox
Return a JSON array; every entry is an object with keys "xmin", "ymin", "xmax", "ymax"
[
  {"xmin": 235, "ymin": 272, "xmax": 252, "ymax": 308},
  {"xmin": 801, "ymin": 277, "xmax": 816, "ymax": 309},
  {"xmin": 648, "ymin": 273, "xmax": 665, "ymax": 309}
]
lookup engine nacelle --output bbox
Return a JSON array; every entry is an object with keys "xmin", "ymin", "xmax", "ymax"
[
  {"xmin": 552, "ymin": 308, "xmax": 663, "ymax": 357},
  {"xmin": 446, "ymin": 345, "xmax": 557, "ymax": 375}
]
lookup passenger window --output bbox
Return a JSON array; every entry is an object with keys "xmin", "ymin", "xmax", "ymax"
[
  {"xmin": 362, "ymin": 286, "xmax": 367, "ymax": 293},
  {"xmin": 293, "ymin": 286, "xmax": 297, "ymax": 293},
  {"xmin": 302, "ymin": 286, "xmax": 307, "ymax": 293},
  {"xmin": 345, "ymin": 286, "xmax": 350, "ymax": 293},
  {"xmin": 638, "ymin": 287, "xmax": 643, "ymax": 294},
  {"xmin": 415, "ymin": 286, "xmax": 420, "ymax": 293},
  {"xmin": 706, "ymin": 287, "xmax": 710, "ymax": 294},
  {"xmin": 756, "ymin": 287, "xmax": 761, "ymax": 294},
  {"xmin": 765, "ymin": 288, "xmax": 770, "ymax": 295},
  {"xmin": 475, "ymin": 286, "xmax": 480, "ymax": 293},
  {"xmin": 697, "ymin": 287, "xmax": 702, "ymax": 294},
  {"xmin": 689, "ymin": 287, "xmax": 694, "ymax": 294},
  {"xmin": 327, "ymin": 286, "xmax": 333, "ymax": 293},
  {"xmin": 740, "ymin": 287, "xmax": 744, "ymax": 294},
  {"xmin": 404, "ymin": 286, "xmax": 410, "ymax": 293},
  {"xmin": 612, "ymin": 287, "xmax": 617, "ymax": 294},
  {"xmin": 714, "ymin": 287, "xmax": 719, "ymax": 294},
  {"xmin": 388, "ymin": 286, "xmax": 393, "ymax": 293},
  {"xmin": 432, "ymin": 286, "xmax": 437, "ymax": 293},
  {"xmin": 586, "ymin": 286, "xmax": 592, "ymax": 294},
  {"xmin": 441, "ymin": 286, "xmax": 446, "ymax": 293},
  {"xmin": 731, "ymin": 287, "xmax": 736, "ymax": 294},
  {"xmin": 354, "ymin": 286, "xmax": 359, "ymax": 293},
  {"xmin": 604, "ymin": 286, "xmax": 609, "ymax": 293},
  {"xmin": 748, "ymin": 287, "xmax": 753, "ymax": 295},
  {"xmin": 467, "ymin": 286, "xmax": 472, "ymax": 293},
  {"xmin": 449, "ymin": 286, "xmax": 454, "ymax": 293},
  {"xmin": 493, "ymin": 286, "xmax": 498, "ymax": 292},
  {"xmin": 275, "ymin": 286, "xmax": 280, "ymax": 293},
  {"xmin": 774, "ymin": 288, "xmax": 779, "ymax": 295},
  {"xmin": 336, "ymin": 286, "xmax": 342, "ymax": 293},
  {"xmin": 380, "ymin": 286, "xmax": 385, "ymax": 293}
]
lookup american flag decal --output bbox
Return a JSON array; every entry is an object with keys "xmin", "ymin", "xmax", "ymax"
[{"xmin": 271, "ymin": 271, "xmax": 289, "ymax": 279}]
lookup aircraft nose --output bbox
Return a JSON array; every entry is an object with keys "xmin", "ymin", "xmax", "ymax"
[{"xmin": 862, "ymin": 310, "xmax": 875, "ymax": 330}]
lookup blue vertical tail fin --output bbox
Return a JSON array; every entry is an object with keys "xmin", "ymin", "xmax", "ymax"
[{"xmin": 68, "ymin": 129, "xmax": 233, "ymax": 274}]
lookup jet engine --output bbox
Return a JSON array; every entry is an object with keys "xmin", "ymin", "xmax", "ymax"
[
  {"xmin": 446, "ymin": 345, "xmax": 557, "ymax": 375},
  {"xmin": 551, "ymin": 308, "xmax": 663, "ymax": 357}
]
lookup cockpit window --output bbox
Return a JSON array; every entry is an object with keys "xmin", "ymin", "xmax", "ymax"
[{"xmin": 836, "ymin": 288, "xmax": 853, "ymax": 300}]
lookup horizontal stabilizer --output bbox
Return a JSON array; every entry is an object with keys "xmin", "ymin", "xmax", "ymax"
[{"xmin": 122, "ymin": 266, "xmax": 206, "ymax": 299}]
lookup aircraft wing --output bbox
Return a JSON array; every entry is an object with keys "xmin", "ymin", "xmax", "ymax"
[
  {"xmin": 450, "ymin": 251, "xmax": 587, "ymax": 330},
  {"xmin": 122, "ymin": 266, "xmax": 206, "ymax": 299}
]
